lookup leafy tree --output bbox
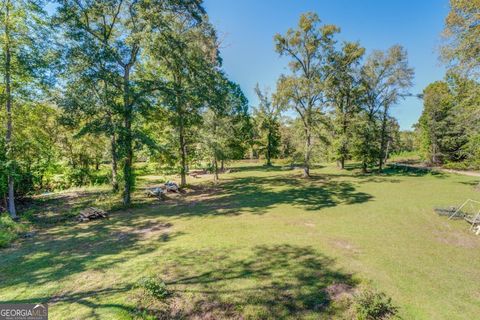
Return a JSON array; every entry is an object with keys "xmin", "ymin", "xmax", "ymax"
[
  {"xmin": 359, "ymin": 45, "xmax": 413, "ymax": 171},
  {"xmin": 326, "ymin": 41, "xmax": 365, "ymax": 169},
  {"xmin": 1, "ymin": 103, "xmax": 60, "ymax": 206},
  {"xmin": 198, "ymin": 72, "xmax": 250, "ymax": 182},
  {"xmin": 442, "ymin": 0, "xmax": 480, "ymax": 76},
  {"xmin": 0, "ymin": 0, "xmax": 49, "ymax": 218},
  {"xmin": 55, "ymin": 0, "xmax": 206, "ymax": 202},
  {"xmin": 418, "ymin": 77, "xmax": 471, "ymax": 165},
  {"xmin": 418, "ymin": 81, "xmax": 454, "ymax": 164},
  {"xmin": 144, "ymin": 13, "xmax": 218, "ymax": 187},
  {"xmin": 274, "ymin": 12, "xmax": 339, "ymax": 177},
  {"xmin": 278, "ymin": 117, "xmax": 298, "ymax": 161},
  {"xmin": 437, "ymin": 1, "xmax": 480, "ymax": 171},
  {"xmin": 253, "ymin": 85, "xmax": 281, "ymax": 166},
  {"xmin": 59, "ymin": 66, "xmax": 122, "ymax": 192}
]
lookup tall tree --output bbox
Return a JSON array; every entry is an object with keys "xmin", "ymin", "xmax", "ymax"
[
  {"xmin": 144, "ymin": 13, "xmax": 218, "ymax": 187},
  {"xmin": 418, "ymin": 81, "xmax": 455, "ymax": 164},
  {"xmin": 360, "ymin": 45, "xmax": 413, "ymax": 171},
  {"xmin": 254, "ymin": 85, "xmax": 281, "ymax": 166},
  {"xmin": 274, "ymin": 12, "xmax": 339, "ymax": 177},
  {"xmin": 0, "ymin": 0, "xmax": 49, "ymax": 219},
  {"xmin": 56, "ymin": 0, "xmax": 206, "ymax": 203},
  {"xmin": 200, "ymin": 75, "xmax": 249, "ymax": 182},
  {"xmin": 326, "ymin": 41, "xmax": 365, "ymax": 169},
  {"xmin": 442, "ymin": 0, "xmax": 480, "ymax": 76}
]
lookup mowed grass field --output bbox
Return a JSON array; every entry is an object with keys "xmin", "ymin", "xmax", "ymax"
[{"xmin": 1, "ymin": 161, "xmax": 479, "ymax": 319}]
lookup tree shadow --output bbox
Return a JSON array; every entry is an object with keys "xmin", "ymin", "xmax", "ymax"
[
  {"xmin": 382, "ymin": 165, "xmax": 445, "ymax": 178},
  {"xmin": 21, "ymin": 189, "xmax": 115, "ymax": 226},
  {"xmin": 458, "ymin": 180, "xmax": 480, "ymax": 187},
  {"xmin": 143, "ymin": 244, "xmax": 357, "ymax": 319},
  {"xmin": 0, "ymin": 214, "xmax": 182, "ymax": 290},
  {"xmin": 146, "ymin": 173, "xmax": 373, "ymax": 217}
]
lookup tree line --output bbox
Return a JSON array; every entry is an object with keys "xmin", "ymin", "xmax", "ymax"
[
  {"xmin": 416, "ymin": 0, "xmax": 480, "ymax": 169},
  {"xmin": 2, "ymin": 0, "xmax": 476, "ymax": 220}
]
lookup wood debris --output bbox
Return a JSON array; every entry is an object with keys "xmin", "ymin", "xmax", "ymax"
[{"xmin": 77, "ymin": 207, "xmax": 108, "ymax": 222}]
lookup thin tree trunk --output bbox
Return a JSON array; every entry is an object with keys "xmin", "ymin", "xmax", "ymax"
[
  {"xmin": 179, "ymin": 114, "xmax": 187, "ymax": 187},
  {"xmin": 362, "ymin": 161, "xmax": 367, "ymax": 173},
  {"xmin": 340, "ymin": 111, "xmax": 348, "ymax": 170},
  {"xmin": 266, "ymin": 131, "xmax": 272, "ymax": 166},
  {"xmin": 213, "ymin": 157, "xmax": 219, "ymax": 183},
  {"xmin": 378, "ymin": 107, "xmax": 388, "ymax": 171},
  {"xmin": 4, "ymin": 2, "xmax": 16, "ymax": 219},
  {"xmin": 122, "ymin": 66, "xmax": 133, "ymax": 206},
  {"xmin": 110, "ymin": 132, "xmax": 119, "ymax": 192},
  {"xmin": 303, "ymin": 129, "xmax": 311, "ymax": 178},
  {"xmin": 384, "ymin": 139, "xmax": 390, "ymax": 166},
  {"xmin": 220, "ymin": 159, "xmax": 225, "ymax": 172}
]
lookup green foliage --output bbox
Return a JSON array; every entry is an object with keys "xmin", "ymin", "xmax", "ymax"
[
  {"xmin": 0, "ymin": 214, "xmax": 25, "ymax": 247},
  {"xmin": 326, "ymin": 41, "xmax": 365, "ymax": 168},
  {"xmin": 274, "ymin": 12, "xmax": 339, "ymax": 176},
  {"xmin": 253, "ymin": 85, "xmax": 281, "ymax": 166},
  {"xmin": 442, "ymin": 0, "xmax": 480, "ymax": 75},
  {"xmin": 353, "ymin": 288, "xmax": 398, "ymax": 320},
  {"xmin": 417, "ymin": 78, "xmax": 471, "ymax": 165},
  {"xmin": 357, "ymin": 46, "xmax": 413, "ymax": 171},
  {"xmin": 136, "ymin": 276, "xmax": 170, "ymax": 300}
]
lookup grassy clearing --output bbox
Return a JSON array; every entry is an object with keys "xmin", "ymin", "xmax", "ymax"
[{"xmin": 0, "ymin": 161, "xmax": 479, "ymax": 319}]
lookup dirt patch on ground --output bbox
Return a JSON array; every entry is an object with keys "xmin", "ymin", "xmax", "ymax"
[
  {"xmin": 325, "ymin": 283, "xmax": 354, "ymax": 301},
  {"xmin": 433, "ymin": 230, "xmax": 479, "ymax": 248},
  {"xmin": 109, "ymin": 221, "xmax": 173, "ymax": 242},
  {"xmin": 135, "ymin": 295, "xmax": 243, "ymax": 320},
  {"xmin": 131, "ymin": 222, "xmax": 172, "ymax": 235},
  {"xmin": 329, "ymin": 238, "xmax": 361, "ymax": 255}
]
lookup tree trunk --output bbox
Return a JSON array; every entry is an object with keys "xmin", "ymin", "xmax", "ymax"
[
  {"xmin": 383, "ymin": 139, "xmax": 390, "ymax": 167},
  {"xmin": 179, "ymin": 114, "xmax": 187, "ymax": 187},
  {"xmin": 378, "ymin": 107, "xmax": 388, "ymax": 171},
  {"xmin": 266, "ymin": 131, "xmax": 272, "ymax": 166},
  {"xmin": 122, "ymin": 66, "xmax": 133, "ymax": 206},
  {"xmin": 220, "ymin": 159, "xmax": 225, "ymax": 172},
  {"xmin": 340, "ymin": 109, "xmax": 348, "ymax": 170},
  {"xmin": 303, "ymin": 129, "xmax": 311, "ymax": 178},
  {"xmin": 110, "ymin": 132, "xmax": 119, "ymax": 193},
  {"xmin": 213, "ymin": 157, "xmax": 219, "ymax": 183},
  {"xmin": 4, "ymin": 2, "xmax": 17, "ymax": 219}
]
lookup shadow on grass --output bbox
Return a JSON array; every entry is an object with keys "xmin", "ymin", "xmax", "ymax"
[
  {"xmin": 2, "ymin": 244, "xmax": 356, "ymax": 319},
  {"xmin": 20, "ymin": 189, "xmax": 115, "ymax": 227},
  {"xmin": 146, "ymin": 173, "xmax": 374, "ymax": 217},
  {"xmin": 0, "ymin": 215, "xmax": 181, "ymax": 290},
  {"xmin": 141, "ymin": 244, "xmax": 358, "ymax": 318}
]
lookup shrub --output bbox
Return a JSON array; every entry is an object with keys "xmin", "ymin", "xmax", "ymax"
[
  {"xmin": 353, "ymin": 288, "xmax": 398, "ymax": 320},
  {"xmin": 136, "ymin": 276, "xmax": 170, "ymax": 300},
  {"xmin": 0, "ymin": 214, "xmax": 26, "ymax": 248}
]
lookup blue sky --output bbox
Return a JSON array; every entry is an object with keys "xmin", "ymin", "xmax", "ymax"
[{"xmin": 204, "ymin": 0, "xmax": 450, "ymax": 130}]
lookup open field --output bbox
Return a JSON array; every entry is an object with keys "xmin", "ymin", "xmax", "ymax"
[{"xmin": 1, "ymin": 162, "xmax": 479, "ymax": 319}]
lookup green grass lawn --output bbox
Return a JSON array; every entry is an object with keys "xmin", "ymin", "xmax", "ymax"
[{"xmin": 1, "ymin": 161, "xmax": 479, "ymax": 319}]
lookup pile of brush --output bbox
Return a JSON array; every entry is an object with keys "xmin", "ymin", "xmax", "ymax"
[{"xmin": 77, "ymin": 207, "xmax": 108, "ymax": 222}]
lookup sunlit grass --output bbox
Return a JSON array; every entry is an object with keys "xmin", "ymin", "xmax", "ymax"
[{"xmin": 0, "ymin": 161, "xmax": 479, "ymax": 319}]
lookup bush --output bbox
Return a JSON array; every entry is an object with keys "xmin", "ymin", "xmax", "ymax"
[
  {"xmin": 136, "ymin": 276, "xmax": 170, "ymax": 300},
  {"xmin": 0, "ymin": 214, "xmax": 26, "ymax": 248},
  {"xmin": 443, "ymin": 161, "xmax": 470, "ymax": 171},
  {"xmin": 353, "ymin": 288, "xmax": 398, "ymax": 320}
]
